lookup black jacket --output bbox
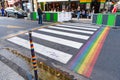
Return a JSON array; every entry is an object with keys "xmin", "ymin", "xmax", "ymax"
[{"xmin": 37, "ymin": 8, "xmax": 43, "ymax": 15}]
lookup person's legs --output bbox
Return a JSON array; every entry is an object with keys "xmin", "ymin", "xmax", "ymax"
[
  {"xmin": 39, "ymin": 15, "xmax": 42, "ymax": 24},
  {"xmin": 2, "ymin": 13, "xmax": 4, "ymax": 16},
  {"xmin": 77, "ymin": 12, "xmax": 80, "ymax": 20},
  {"xmin": 38, "ymin": 15, "xmax": 41, "ymax": 24},
  {"xmin": 38, "ymin": 15, "xmax": 40, "ymax": 24}
]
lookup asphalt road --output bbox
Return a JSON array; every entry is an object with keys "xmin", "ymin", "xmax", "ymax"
[
  {"xmin": 0, "ymin": 17, "xmax": 50, "ymax": 39},
  {"xmin": 91, "ymin": 28, "xmax": 120, "ymax": 80},
  {"xmin": 0, "ymin": 16, "xmax": 120, "ymax": 80}
]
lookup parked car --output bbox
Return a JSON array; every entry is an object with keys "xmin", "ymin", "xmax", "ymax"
[{"xmin": 5, "ymin": 7, "xmax": 27, "ymax": 18}]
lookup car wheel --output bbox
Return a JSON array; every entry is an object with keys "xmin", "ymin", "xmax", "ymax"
[
  {"xmin": 15, "ymin": 14, "xmax": 18, "ymax": 18},
  {"xmin": 7, "ymin": 13, "xmax": 9, "ymax": 17}
]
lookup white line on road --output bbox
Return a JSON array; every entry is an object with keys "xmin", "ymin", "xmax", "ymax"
[
  {"xmin": 64, "ymin": 23, "xmax": 100, "ymax": 28},
  {"xmin": 26, "ymin": 32, "xmax": 83, "ymax": 49},
  {"xmin": 7, "ymin": 37, "xmax": 72, "ymax": 64},
  {"xmin": 38, "ymin": 28, "xmax": 89, "ymax": 40},
  {"xmin": 57, "ymin": 24, "xmax": 97, "ymax": 31},
  {"xmin": 49, "ymin": 26, "xmax": 94, "ymax": 34}
]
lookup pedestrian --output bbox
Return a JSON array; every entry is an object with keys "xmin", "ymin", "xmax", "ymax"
[
  {"xmin": 37, "ymin": 5, "xmax": 43, "ymax": 24},
  {"xmin": 81, "ymin": 9, "xmax": 85, "ymax": 18},
  {"xmin": 112, "ymin": 4, "xmax": 117, "ymax": 13},
  {"xmin": 76, "ymin": 7, "xmax": 81, "ymax": 20},
  {"xmin": 1, "ymin": 7, "xmax": 5, "ymax": 16}
]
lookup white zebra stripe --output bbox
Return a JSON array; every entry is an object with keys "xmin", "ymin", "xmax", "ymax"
[
  {"xmin": 64, "ymin": 23, "xmax": 100, "ymax": 28},
  {"xmin": 39, "ymin": 28, "xmax": 89, "ymax": 40},
  {"xmin": 49, "ymin": 26, "xmax": 94, "ymax": 34},
  {"xmin": 26, "ymin": 32, "xmax": 83, "ymax": 49},
  {"xmin": 7, "ymin": 37, "xmax": 72, "ymax": 64},
  {"xmin": 57, "ymin": 24, "xmax": 97, "ymax": 31}
]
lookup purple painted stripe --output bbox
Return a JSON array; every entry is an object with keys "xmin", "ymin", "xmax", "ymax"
[
  {"xmin": 74, "ymin": 27, "xmax": 104, "ymax": 71},
  {"xmin": 68, "ymin": 28, "xmax": 102, "ymax": 70},
  {"xmin": 74, "ymin": 29, "xmax": 102, "ymax": 71}
]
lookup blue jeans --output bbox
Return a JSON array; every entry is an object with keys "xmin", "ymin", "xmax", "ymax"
[
  {"xmin": 2, "ymin": 12, "xmax": 4, "ymax": 16},
  {"xmin": 38, "ymin": 15, "xmax": 42, "ymax": 24},
  {"xmin": 77, "ymin": 12, "xmax": 80, "ymax": 19}
]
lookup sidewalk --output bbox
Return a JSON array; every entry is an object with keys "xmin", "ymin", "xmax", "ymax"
[{"xmin": 0, "ymin": 47, "xmax": 32, "ymax": 80}]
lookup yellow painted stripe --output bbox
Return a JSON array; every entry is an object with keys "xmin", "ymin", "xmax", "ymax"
[
  {"xmin": 78, "ymin": 28, "xmax": 107, "ymax": 74},
  {"xmin": 84, "ymin": 28, "xmax": 107, "ymax": 75},
  {"xmin": 32, "ymin": 59, "xmax": 36, "ymax": 62},
  {"xmin": 33, "ymin": 64, "xmax": 37, "ymax": 67},
  {"xmin": 30, "ymin": 41, "xmax": 33, "ymax": 44},
  {"xmin": 34, "ymin": 68, "xmax": 38, "ymax": 70},
  {"xmin": 32, "ymin": 56, "xmax": 36, "ymax": 59}
]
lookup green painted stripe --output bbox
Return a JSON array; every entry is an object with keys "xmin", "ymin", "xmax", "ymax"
[{"xmin": 74, "ymin": 28, "xmax": 104, "ymax": 72}]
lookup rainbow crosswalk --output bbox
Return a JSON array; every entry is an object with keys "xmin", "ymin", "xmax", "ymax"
[
  {"xmin": 6, "ymin": 23, "xmax": 110, "ymax": 78},
  {"xmin": 68, "ymin": 27, "xmax": 110, "ymax": 78}
]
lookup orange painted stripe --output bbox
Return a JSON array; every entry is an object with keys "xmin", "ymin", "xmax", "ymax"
[
  {"xmin": 34, "ymin": 68, "xmax": 38, "ymax": 70},
  {"xmin": 32, "ymin": 60, "xmax": 37, "ymax": 63},
  {"xmin": 33, "ymin": 64, "xmax": 37, "ymax": 67},
  {"xmin": 78, "ymin": 27, "xmax": 105, "ymax": 75},
  {"xmin": 84, "ymin": 27, "xmax": 107, "ymax": 74},
  {"xmin": 31, "ymin": 46, "xmax": 34, "ymax": 49},
  {"xmin": 30, "ymin": 41, "xmax": 33, "ymax": 44},
  {"xmin": 32, "ymin": 56, "xmax": 36, "ymax": 59},
  {"xmin": 85, "ymin": 27, "xmax": 110, "ymax": 77}
]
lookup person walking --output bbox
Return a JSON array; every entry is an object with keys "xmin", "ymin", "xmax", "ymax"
[
  {"xmin": 1, "ymin": 7, "xmax": 5, "ymax": 16},
  {"xmin": 76, "ymin": 7, "xmax": 81, "ymax": 20},
  {"xmin": 37, "ymin": 5, "xmax": 43, "ymax": 24}
]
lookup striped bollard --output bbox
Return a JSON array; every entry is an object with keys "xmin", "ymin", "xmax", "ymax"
[{"xmin": 29, "ymin": 31, "xmax": 38, "ymax": 80}]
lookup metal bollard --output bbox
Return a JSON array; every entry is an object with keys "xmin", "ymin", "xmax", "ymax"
[{"xmin": 29, "ymin": 31, "xmax": 38, "ymax": 80}]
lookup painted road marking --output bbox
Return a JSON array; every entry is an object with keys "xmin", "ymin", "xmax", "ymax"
[
  {"xmin": 0, "ymin": 25, "xmax": 22, "ymax": 28},
  {"xmin": 7, "ymin": 23, "xmax": 102, "ymax": 71},
  {"xmin": 38, "ymin": 28, "xmax": 89, "ymax": 40},
  {"xmin": 7, "ymin": 37, "xmax": 72, "ymax": 64},
  {"xmin": 68, "ymin": 27, "xmax": 110, "ymax": 78},
  {"xmin": 7, "ymin": 25, "xmax": 22, "ymax": 28},
  {"xmin": 26, "ymin": 32, "xmax": 83, "ymax": 49},
  {"xmin": 57, "ymin": 24, "xmax": 97, "ymax": 31},
  {"xmin": 64, "ymin": 23, "xmax": 100, "ymax": 28},
  {"xmin": 49, "ymin": 26, "xmax": 94, "ymax": 34}
]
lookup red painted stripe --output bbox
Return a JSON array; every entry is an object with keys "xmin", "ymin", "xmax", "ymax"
[
  {"xmin": 82, "ymin": 28, "xmax": 107, "ymax": 77},
  {"xmin": 83, "ymin": 41, "xmax": 102, "ymax": 76},
  {"xmin": 85, "ymin": 27, "xmax": 110, "ymax": 77},
  {"xmin": 86, "ymin": 40, "xmax": 102, "ymax": 77}
]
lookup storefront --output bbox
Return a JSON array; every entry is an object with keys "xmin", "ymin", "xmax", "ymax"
[{"xmin": 37, "ymin": 0, "xmax": 79, "ymax": 11}]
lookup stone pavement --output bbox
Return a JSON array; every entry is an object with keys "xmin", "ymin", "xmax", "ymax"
[{"xmin": 0, "ymin": 47, "xmax": 32, "ymax": 80}]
